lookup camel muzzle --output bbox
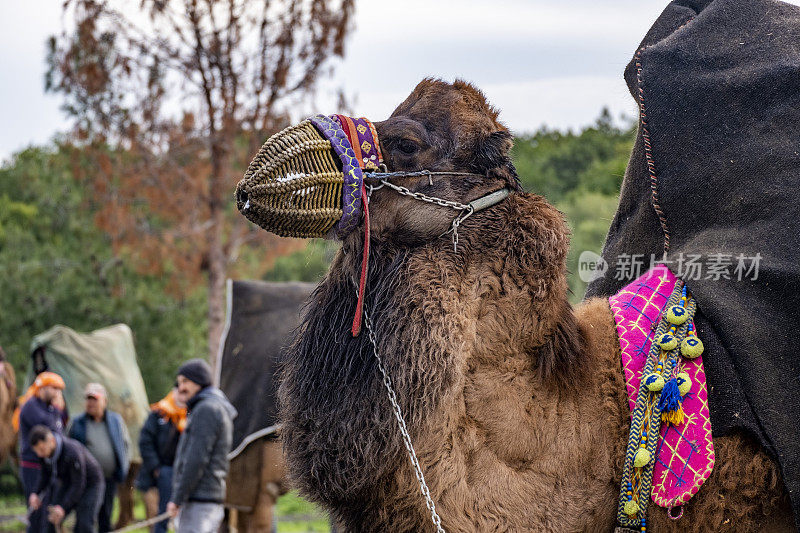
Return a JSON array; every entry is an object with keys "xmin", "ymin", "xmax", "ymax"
[{"xmin": 236, "ymin": 114, "xmax": 384, "ymax": 240}]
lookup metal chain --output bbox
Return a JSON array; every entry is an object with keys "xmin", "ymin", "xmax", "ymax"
[
  {"xmin": 367, "ymin": 180, "xmax": 471, "ymax": 253},
  {"xmin": 364, "ymin": 169, "xmax": 485, "ymax": 182},
  {"xmin": 361, "ymin": 304, "xmax": 447, "ymax": 533},
  {"xmin": 376, "ymin": 180, "xmax": 471, "ymax": 211},
  {"xmin": 448, "ymin": 207, "xmax": 474, "ymax": 253},
  {"xmin": 354, "ymin": 177, "xmax": 508, "ymax": 530},
  {"xmin": 350, "ymin": 195, "xmax": 445, "ymax": 532}
]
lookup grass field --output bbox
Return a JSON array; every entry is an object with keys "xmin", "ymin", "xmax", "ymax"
[{"xmin": 0, "ymin": 490, "xmax": 331, "ymax": 532}]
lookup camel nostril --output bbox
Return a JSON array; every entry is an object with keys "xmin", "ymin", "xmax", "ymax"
[{"xmin": 237, "ymin": 188, "xmax": 249, "ymax": 210}]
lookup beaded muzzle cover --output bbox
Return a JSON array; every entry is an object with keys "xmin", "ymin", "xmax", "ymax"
[{"xmin": 236, "ymin": 114, "xmax": 383, "ymax": 239}]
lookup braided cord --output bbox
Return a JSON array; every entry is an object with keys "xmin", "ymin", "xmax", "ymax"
[{"xmin": 617, "ymin": 282, "xmax": 698, "ymax": 529}]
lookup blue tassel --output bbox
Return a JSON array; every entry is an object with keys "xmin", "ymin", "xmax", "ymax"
[{"xmin": 657, "ymin": 378, "xmax": 682, "ymax": 412}]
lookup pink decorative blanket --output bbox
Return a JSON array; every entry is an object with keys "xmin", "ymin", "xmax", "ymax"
[{"xmin": 609, "ymin": 265, "xmax": 714, "ymax": 507}]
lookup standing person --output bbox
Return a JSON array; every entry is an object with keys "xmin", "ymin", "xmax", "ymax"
[
  {"xmin": 28, "ymin": 425, "xmax": 104, "ymax": 533},
  {"xmin": 18, "ymin": 372, "xmax": 67, "ymax": 533},
  {"xmin": 166, "ymin": 359, "xmax": 237, "ymax": 533},
  {"xmin": 51, "ymin": 389, "xmax": 69, "ymax": 429},
  {"xmin": 136, "ymin": 387, "xmax": 187, "ymax": 533},
  {"xmin": 68, "ymin": 383, "xmax": 130, "ymax": 533}
]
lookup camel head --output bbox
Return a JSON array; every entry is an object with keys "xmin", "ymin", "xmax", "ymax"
[
  {"xmin": 276, "ymin": 79, "xmax": 584, "ymax": 530},
  {"xmin": 365, "ymin": 78, "xmax": 522, "ymax": 245}
]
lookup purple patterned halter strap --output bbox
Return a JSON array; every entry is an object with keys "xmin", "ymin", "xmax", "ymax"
[
  {"xmin": 308, "ymin": 114, "xmax": 383, "ymax": 239},
  {"xmin": 609, "ymin": 265, "xmax": 714, "ymax": 508}
]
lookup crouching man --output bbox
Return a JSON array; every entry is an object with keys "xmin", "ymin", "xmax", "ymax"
[
  {"xmin": 166, "ymin": 358, "xmax": 237, "ymax": 533},
  {"xmin": 28, "ymin": 425, "xmax": 105, "ymax": 533}
]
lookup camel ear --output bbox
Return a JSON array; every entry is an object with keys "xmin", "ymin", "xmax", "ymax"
[
  {"xmin": 473, "ymin": 130, "xmax": 511, "ymax": 170},
  {"xmin": 469, "ymin": 130, "xmax": 523, "ymax": 191}
]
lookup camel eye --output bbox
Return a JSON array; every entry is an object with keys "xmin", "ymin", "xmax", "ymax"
[{"xmin": 396, "ymin": 139, "xmax": 419, "ymax": 156}]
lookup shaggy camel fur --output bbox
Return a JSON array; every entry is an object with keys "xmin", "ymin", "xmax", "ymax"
[{"xmin": 278, "ymin": 79, "xmax": 793, "ymax": 532}]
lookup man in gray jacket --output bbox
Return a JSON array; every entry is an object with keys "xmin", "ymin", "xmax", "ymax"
[{"xmin": 166, "ymin": 359, "xmax": 237, "ymax": 533}]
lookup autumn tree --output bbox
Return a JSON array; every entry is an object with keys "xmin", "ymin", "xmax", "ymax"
[
  {"xmin": 46, "ymin": 0, "xmax": 355, "ymax": 366},
  {"xmin": 0, "ymin": 145, "xmax": 207, "ymax": 398}
]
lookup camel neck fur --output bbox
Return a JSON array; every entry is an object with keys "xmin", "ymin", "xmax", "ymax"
[{"xmin": 279, "ymin": 192, "xmax": 630, "ymax": 532}]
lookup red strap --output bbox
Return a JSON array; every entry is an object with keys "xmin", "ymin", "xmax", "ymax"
[
  {"xmin": 351, "ymin": 182, "xmax": 370, "ymax": 336},
  {"xmin": 336, "ymin": 114, "xmax": 364, "ymax": 166}
]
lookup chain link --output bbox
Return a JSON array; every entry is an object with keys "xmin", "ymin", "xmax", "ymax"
[
  {"xmin": 377, "ymin": 180, "xmax": 471, "ymax": 211},
  {"xmin": 368, "ymin": 180, "xmax": 471, "ymax": 254},
  {"xmin": 448, "ymin": 207, "xmax": 474, "ymax": 253},
  {"xmin": 359, "ymin": 291, "xmax": 446, "ymax": 533},
  {"xmin": 364, "ymin": 169, "xmax": 486, "ymax": 182},
  {"xmin": 354, "ymin": 175, "xmax": 509, "ymax": 530}
]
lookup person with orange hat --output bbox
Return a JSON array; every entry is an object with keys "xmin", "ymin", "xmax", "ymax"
[{"xmin": 18, "ymin": 371, "xmax": 67, "ymax": 533}]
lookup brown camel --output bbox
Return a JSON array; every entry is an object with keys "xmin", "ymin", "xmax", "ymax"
[
  {"xmin": 0, "ymin": 347, "xmax": 18, "ymax": 466},
  {"xmin": 226, "ymin": 438, "xmax": 288, "ymax": 532},
  {"xmin": 276, "ymin": 79, "xmax": 793, "ymax": 532}
]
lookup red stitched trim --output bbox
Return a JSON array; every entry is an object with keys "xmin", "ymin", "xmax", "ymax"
[
  {"xmin": 634, "ymin": 16, "xmax": 695, "ymax": 256},
  {"xmin": 337, "ymin": 115, "xmax": 365, "ymax": 165}
]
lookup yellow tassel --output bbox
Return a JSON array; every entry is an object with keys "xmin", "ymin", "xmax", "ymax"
[
  {"xmin": 634, "ymin": 448, "xmax": 652, "ymax": 468},
  {"xmin": 661, "ymin": 406, "xmax": 685, "ymax": 426},
  {"xmin": 624, "ymin": 499, "xmax": 640, "ymax": 516}
]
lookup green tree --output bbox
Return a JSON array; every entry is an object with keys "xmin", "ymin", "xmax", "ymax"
[
  {"xmin": 558, "ymin": 192, "xmax": 621, "ymax": 301},
  {"xmin": 511, "ymin": 108, "xmax": 634, "ymax": 203},
  {"xmin": 510, "ymin": 110, "xmax": 636, "ymax": 301},
  {"xmin": 263, "ymin": 241, "xmax": 340, "ymax": 283},
  {"xmin": 0, "ymin": 146, "xmax": 206, "ymax": 399}
]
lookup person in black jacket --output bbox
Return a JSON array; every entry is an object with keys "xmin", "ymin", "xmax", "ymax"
[
  {"xmin": 136, "ymin": 387, "xmax": 186, "ymax": 533},
  {"xmin": 166, "ymin": 359, "xmax": 236, "ymax": 533},
  {"xmin": 28, "ymin": 425, "xmax": 104, "ymax": 533},
  {"xmin": 18, "ymin": 372, "xmax": 68, "ymax": 533}
]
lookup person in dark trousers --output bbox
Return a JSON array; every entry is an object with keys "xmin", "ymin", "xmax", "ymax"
[
  {"xmin": 136, "ymin": 387, "xmax": 187, "ymax": 533},
  {"xmin": 18, "ymin": 372, "xmax": 67, "ymax": 533},
  {"xmin": 28, "ymin": 425, "xmax": 105, "ymax": 533},
  {"xmin": 68, "ymin": 383, "xmax": 130, "ymax": 533},
  {"xmin": 166, "ymin": 359, "xmax": 237, "ymax": 533}
]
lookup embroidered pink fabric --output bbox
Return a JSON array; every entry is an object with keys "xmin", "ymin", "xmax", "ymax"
[{"xmin": 608, "ymin": 265, "xmax": 714, "ymax": 507}]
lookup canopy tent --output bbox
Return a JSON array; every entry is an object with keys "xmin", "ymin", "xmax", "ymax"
[
  {"xmin": 217, "ymin": 280, "xmax": 316, "ymax": 459},
  {"xmin": 28, "ymin": 323, "xmax": 149, "ymax": 462},
  {"xmin": 585, "ymin": 0, "xmax": 800, "ymax": 525}
]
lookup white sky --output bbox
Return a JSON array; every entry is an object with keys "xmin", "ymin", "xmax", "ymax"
[{"xmin": 2, "ymin": 1, "xmax": 799, "ymax": 161}]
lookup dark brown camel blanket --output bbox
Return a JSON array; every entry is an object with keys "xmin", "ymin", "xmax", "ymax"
[
  {"xmin": 585, "ymin": 0, "xmax": 800, "ymax": 526},
  {"xmin": 217, "ymin": 280, "xmax": 315, "ymax": 458}
]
